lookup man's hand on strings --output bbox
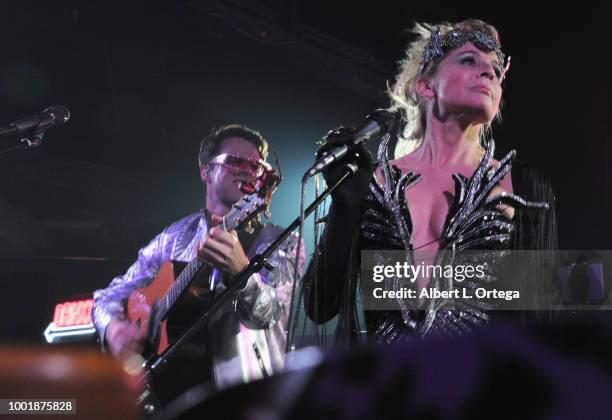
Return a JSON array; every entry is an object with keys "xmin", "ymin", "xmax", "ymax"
[{"xmin": 198, "ymin": 214, "xmax": 249, "ymax": 276}]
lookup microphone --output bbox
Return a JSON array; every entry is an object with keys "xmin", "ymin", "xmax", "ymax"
[
  {"xmin": 0, "ymin": 105, "xmax": 71, "ymax": 137},
  {"xmin": 305, "ymin": 109, "xmax": 395, "ymax": 177}
]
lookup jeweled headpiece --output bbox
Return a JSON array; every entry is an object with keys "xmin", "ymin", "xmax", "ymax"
[{"xmin": 422, "ymin": 27, "xmax": 511, "ymax": 81}]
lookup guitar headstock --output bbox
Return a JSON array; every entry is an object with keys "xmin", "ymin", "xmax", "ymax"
[{"xmin": 222, "ymin": 165, "xmax": 281, "ymax": 232}]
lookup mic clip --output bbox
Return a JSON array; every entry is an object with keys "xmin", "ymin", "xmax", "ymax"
[{"xmin": 19, "ymin": 132, "xmax": 45, "ymax": 150}]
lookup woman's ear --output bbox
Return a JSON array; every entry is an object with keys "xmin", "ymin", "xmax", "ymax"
[{"xmin": 415, "ymin": 76, "xmax": 435, "ymax": 100}]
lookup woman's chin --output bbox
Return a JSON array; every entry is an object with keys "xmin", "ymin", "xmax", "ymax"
[
  {"xmin": 456, "ymin": 111, "xmax": 494, "ymax": 127},
  {"xmin": 466, "ymin": 105, "xmax": 497, "ymax": 125},
  {"xmin": 447, "ymin": 101, "xmax": 497, "ymax": 124}
]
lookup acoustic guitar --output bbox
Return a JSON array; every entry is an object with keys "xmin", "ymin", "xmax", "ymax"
[{"xmin": 126, "ymin": 179, "xmax": 277, "ymax": 359}]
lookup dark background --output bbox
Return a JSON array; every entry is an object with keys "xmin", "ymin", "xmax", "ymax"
[{"xmin": 0, "ymin": 0, "xmax": 609, "ymax": 342}]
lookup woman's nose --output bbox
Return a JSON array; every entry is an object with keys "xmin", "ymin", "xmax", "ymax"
[{"xmin": 479, "ymin": 63, "xmax": 496, "ymax": 81}]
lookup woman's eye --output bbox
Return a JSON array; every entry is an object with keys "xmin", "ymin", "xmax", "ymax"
[{"xmin": 460, "ymin": 56, "xmax": 475, "ymax": 65}]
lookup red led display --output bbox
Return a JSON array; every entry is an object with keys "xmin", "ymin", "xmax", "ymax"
[{"xmin": 52, "ymin": 299, "xmax": 94, "ymax": 327}]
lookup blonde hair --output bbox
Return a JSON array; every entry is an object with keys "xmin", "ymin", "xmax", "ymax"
[{"xmin": 388, "ymin": 19, "xmax": 504, "ymax": 158}]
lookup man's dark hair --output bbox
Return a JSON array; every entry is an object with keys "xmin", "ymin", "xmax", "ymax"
[{"xmin": 198, "ymin": 124, "xmax": 269, "ymax": 166}]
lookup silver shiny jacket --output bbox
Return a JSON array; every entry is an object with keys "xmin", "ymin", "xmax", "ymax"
[{"xmin": 92, "ymin": 212, "xmax": 304, "ymax": 389}]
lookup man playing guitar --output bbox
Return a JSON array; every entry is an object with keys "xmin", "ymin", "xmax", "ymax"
[{"xmin": 92, "ymin": 125, "xmax": 303, "ymax": 400}]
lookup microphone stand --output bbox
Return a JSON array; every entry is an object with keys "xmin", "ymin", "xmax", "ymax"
[
  {"xmin": 0, "ymin": 130, "xmax": 45, "ymax": 156},
  {"xmin": 142, "ymin": 164, "xmax": 357, "ymax": 385}
]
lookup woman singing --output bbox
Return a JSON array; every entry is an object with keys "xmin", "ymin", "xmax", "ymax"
[{"xmin": 302, "ymin": 19, "xmax": 558, "ymax": 346}]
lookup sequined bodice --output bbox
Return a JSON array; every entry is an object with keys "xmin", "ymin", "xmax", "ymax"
[{"xmin": 360, "ymin": 137, "xmax": 548, "ymax": 343}]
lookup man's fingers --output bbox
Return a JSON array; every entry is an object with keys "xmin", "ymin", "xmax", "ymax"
[
  {"xmin": 108, "ymin": 322, "xmax": 146, "ymax": 356},
  {"xmin": 209, "ymin": 228, "xmax": 237, "ymax": 246},
  {"xmin": 116, "ymin": 333, "xmax": 145, "ymax": 357},
  {"xmin": 124, "ymin": 339, "xmax": 144, "ymax": 354},
  {"xmin": 198, "ymin": 245, "xmax": 229, "ymax": 267},
  {"xmin": 198, "ymin": 228, "xmax": 247, "ymax": 276},
  {"xmin": 201, "ymin": 234, "xmax": 232, "ymax": 256}
]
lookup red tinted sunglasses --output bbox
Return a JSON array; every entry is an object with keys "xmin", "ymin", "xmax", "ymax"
[{"xmin": 206, "ymin": 153, "xmax": 270, "ymax": 177}]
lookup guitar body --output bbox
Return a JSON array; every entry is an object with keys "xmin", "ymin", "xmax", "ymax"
[
  {"xmin": 127, "ymin": 261, "xmax": 182, "ymax": 356},
  {"xmin": 129, "ymin": 261, "xmax": 215, "ymax": 412}
]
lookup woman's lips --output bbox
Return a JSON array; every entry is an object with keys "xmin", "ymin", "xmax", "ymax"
[{"xmin": 471, "ymin": 85, "xmax": 492, "ymax": 97}]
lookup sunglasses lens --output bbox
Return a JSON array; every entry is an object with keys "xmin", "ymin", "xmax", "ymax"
[
  {"xmin": 225, "ymin": 156, "xmax": 243, "ymax": 167},
  {"xmin": 217, "ymin": 155, "xmax": 264, "ymax": 176}
]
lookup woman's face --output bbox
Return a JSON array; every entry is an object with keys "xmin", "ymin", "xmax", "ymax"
[{"xmin": 426, "ymin": 42, "xmax": 503, "ymax": 124}]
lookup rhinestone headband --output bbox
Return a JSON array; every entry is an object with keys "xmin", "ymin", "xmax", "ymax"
[{"xmin": 422, "ymin": 27, "xmax": 510, "ymax": 80}]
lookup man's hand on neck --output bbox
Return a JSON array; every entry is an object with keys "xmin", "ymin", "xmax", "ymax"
[{"xmin": 198, "ymin": 214, "xmax": 250, "ymax": 276}]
